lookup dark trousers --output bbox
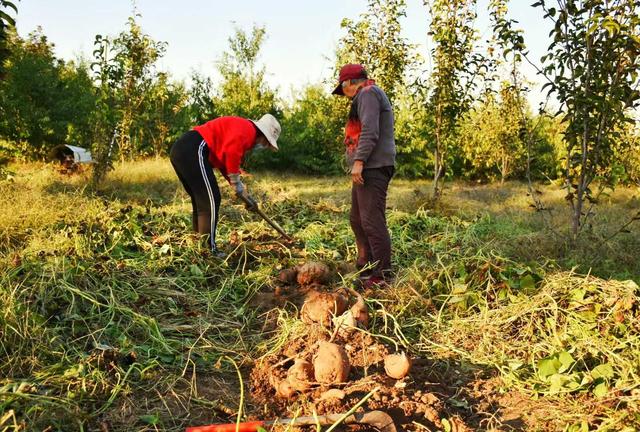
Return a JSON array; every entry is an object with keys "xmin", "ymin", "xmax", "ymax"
[
  {"xmin": 170, "ymin": 130, "xmax": 221, "ymax": 251},
  {"xmin": 350, "ymin": 166, "xmax": 394, "ymax": 277}
]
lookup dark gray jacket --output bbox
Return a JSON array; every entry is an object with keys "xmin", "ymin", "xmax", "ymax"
[{"xmin": 346, "ymin": 84, "xmax": 396, "ymax": 169}]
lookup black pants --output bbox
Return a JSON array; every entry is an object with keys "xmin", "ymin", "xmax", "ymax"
[
  {"xmin": 170, "ymin": 130, "xmax": 221, "ymax": 251},
  {"xmin": 350, "ymin": 166, "xmax": 394, "ymax": 278}
]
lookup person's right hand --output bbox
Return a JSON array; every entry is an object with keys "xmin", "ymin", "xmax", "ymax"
[{"xmin": 229, "ymin": 173, "xmax": 245, "ymax": 195}]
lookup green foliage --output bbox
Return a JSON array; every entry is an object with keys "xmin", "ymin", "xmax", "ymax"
[
  {"xmin": 90, "ymin": 12, "xmax": 177, "ymax": 186},
  {"xmin": 612, "ymin": 124, "xmax": 640, "ymax": 185},
  {"xmin": 427, "ymin": 0, "xmax": 483, "ymax": 197},
  {"xmin": 0, "ymin": 29, "xmax": 96, "ymax": 158},
  {"xmin": 458, "ymin": 84, "xmax": 526, "ymax": 182},
  {"xmin": 337, "ymin": 0, "xmax": 416, "ymax": 102},
  {"xmin": 214, "ymin": 25, "xmax": 278, "ymax": 120},
  {"xmin": 140, "ymin": 73, "xmax": 190, "ymax": 156},
  {"xmin": 0, "ymin": 0, "xmax": 18, "ymax": 78},
  {"xmin": 534, "ymin": 0, "xmax": 640, "ymax": 240},
  {"xmin": 530, "ymin": 113, "xmax": 566, "ymax": 179},
  {"xmin": 394, "ymin": 83, "xmax": 435, "ymax": 178},
  {"xmin": 188, "ymin": 71, "xmax": 217, "ymax": 124},
  {"xmin": 113, "ymin": 15, "xmax": 167, "ymax": 159},
  {"xmin": 249, "ymin": 85, "xmax": 347, "ymax": 174}
]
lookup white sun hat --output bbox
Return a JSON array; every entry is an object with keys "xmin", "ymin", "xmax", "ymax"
[{"xmin": 251, "ymin": 114, "xmax": 281, "ymax": 150}]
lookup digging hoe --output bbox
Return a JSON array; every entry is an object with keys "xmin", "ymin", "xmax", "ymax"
[
  {"xmin": 186, "ymin": 410, "xmax": 397, "ymax": 432},
  {"xmin": 238, "ymin": 194, "xmax": 293, "ymax": 241}
]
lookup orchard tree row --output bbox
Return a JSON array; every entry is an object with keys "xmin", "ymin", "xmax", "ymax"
[{"xmin": 0, "ymin": 0, "xmax": 639, "ymax": 236}]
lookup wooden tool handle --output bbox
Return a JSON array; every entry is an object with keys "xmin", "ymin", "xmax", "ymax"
[{"xmin": 185, "ymin": 420, "xmax": 265, "ymax": 432}]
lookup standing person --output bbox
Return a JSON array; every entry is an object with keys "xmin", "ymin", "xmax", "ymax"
[
  {"xmin": 169, "ymin": 114, "xmax": 281, "ymax": 256},
  {"xmin": 332, "ymin": 64, "xmax": 396, "ymax": 288}
]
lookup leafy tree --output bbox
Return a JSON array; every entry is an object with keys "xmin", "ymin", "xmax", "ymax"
[
  {"xmin": 215, "ymin": 25, "xmax": 278, "ymax": 119},
  {"xmin": 257, "ymin": 85, "xmax": 346, "ymax": 174},
  {"xmin": 394, "ymin": 82, "xmax": 435, "ymax": 178},
  {"xmin": 533, "ymin": 0, "xmax": 640, "ymax": 240},
  {"xmin": 0, "ymin": 0, "xmax": 18, "ymax": 79},
  {"xmin": 611, "ymin": 122, "xmax": 640, "ymax": 185},
  {"xmin": 90, "ymin": 33, "xmax": 123, "ymax": 186},
  {"xmin": 530, "ymin": 113, "xmax": 565, "ymax": 179},
  {"xmin": 427, "ymin": 0, "xmax": 482, "ymax": 198},
  {"xmin": 0, "ymin": 29, "xmax": 95, "ymax": 158},
  {"xmin": 337, "ymin": 0, "xmax": 417, "ymax": 102},
  {"xmin": 90, "ymin": 12, "xmax": 168, "ymax": 185},
  {"xmin": 188, "ymin": 71, "xmax": 217, "ymax": 124},
  {"xmin": 140, "ymin": 72, "xmax": 190, "ymax": 156},
  {"xmin": 113, "ymin": 15, "xmax": 166, "ymax": 158},
  {"xmin": 459, "ymin": 83, "xmax": 526, "ymax": 182}
]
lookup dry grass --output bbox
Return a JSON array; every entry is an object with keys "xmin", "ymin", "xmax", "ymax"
[{"xmin": 1, "ymin": 159, "xmax": 639, "ymax": 431}]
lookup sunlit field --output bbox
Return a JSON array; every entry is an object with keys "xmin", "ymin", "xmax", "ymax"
[{"xmin": 1, "ymin": 160, "xmax": 639, "ymax": 431}]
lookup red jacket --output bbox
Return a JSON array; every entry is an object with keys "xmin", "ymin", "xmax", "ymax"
[{"xmin": 193, "ymin": 117, "xmax": 257, "ymax": 179}]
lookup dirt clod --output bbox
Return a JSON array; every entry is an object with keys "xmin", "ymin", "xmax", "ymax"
[
  {"xmin": 314, "ymin": 341, "xmax": 350, "ymax": 384},
  {"xmin": 301, "ymin": 290, "xmax": 348, "ymax": 326},
  {"xmin": 384, "ymin": 352, "xmax": 412, "ymax": 379}
]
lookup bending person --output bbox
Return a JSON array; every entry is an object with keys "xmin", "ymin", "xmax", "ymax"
[{"xmin": 170, "ymin": 114, "xmax": 281, "ymax": 255}]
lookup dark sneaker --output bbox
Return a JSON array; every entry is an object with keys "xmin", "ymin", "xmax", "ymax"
[
  {"xmin": 211, "ymin": 248, "xmax": 227, "ymax": 259},
  {"xmin": 353, "ymin": 275, "xmax": 390, "ymax": 290},
  {"xmin": 362, "ymin": 276, "xmax": 388, "ymax": 289}
]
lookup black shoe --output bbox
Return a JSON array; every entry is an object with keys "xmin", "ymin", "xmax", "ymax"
[
  {"xmin": 355, "ymin": 264, "xmax": 373, "ymax": 280},
  {"xmin": 211, "ymin": 248, "xmax": 227, "ymax": 259}
]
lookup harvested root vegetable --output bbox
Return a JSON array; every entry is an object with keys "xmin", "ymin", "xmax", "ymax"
[
  {"xmin": 276, "ymin": 379, "xmax": 296, "ymax": 399},
  {"xmin": 314, "ymin": 342, "xmax": 350, "ymax": 384},
  {"xmin": 301, "ymin": 291, "xmax": 348, "ymax": 326},
  {"xmin": 277, "ymin": 267, "xmax": 299, "ymax": 284},
  {"xmin": 296, "ymin": 261, "xmax": 331, "ymax": 285},
  {"xmin": 319, "ymin": 388, "xmax": 346, "ymax": 401},
  {"xmin": 286, "ymin": 358, "xmax": 314, "ymax": 392},
  {"xmin": 350, "ymin": 295, "xmax": 369, "ymax": 328},
  {"xmin": 332, "ymin": 310, "xmax": 357, "ymax": 337},
  {"xmin": 384, "ymin": 352, "xmax": 412, "ymax": 379}
]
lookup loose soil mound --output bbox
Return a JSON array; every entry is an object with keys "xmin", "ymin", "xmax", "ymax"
[{"xmin": 249, "ymin": 327, "xmax": 471, "ymax": 431}]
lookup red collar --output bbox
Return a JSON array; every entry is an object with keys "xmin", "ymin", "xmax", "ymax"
[{"xmin": 355, "ymin": 79, "xmax": 376, "ymax": 95}]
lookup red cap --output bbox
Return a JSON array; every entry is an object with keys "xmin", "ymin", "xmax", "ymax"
[{"xmin": 332, "ymin": 64, "xmax": 368, "ymax": 95}]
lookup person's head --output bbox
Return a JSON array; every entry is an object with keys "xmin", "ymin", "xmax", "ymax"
[
  {"xmin": 332, "ymin": 64, "xmax": 368, "ymax": 98},
  {"xmin": 251, "ymin": 114, "xmax": 281, "ymax": 151}
]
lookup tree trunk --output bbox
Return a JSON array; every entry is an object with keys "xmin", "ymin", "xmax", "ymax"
[{"xmin": 432, "ymin": 134, "xmax": 443, "ymax": 200}]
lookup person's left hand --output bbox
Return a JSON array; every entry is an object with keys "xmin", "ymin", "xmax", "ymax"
[{"xmin": 351, "ymin": 160, "xmax": 364, "ymax": 185}]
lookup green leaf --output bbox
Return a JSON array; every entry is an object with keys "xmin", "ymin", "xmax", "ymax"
[
  {"xmin": 508, "ymin": 360, "xmax": 523, "ymax": 370},
  {"xmin": 591, "ymin": 363, "xmax": 614, "ymax": 380},
  {"xmin": 570, "ymin": 288, "xmax": 586, "ymax": 301},
  {"xmin": 593, "ymin": 382, "xmax": 608, "ymax": 398},
  {"xmin": 189, "ymin": 264, "xmax": 203, "ymax": 276},
  {"xmin": 520, "ymin": 274, "xmax": 536, "ymax": 290},
  {"xmin": 558, "ymin": 351, "xmax": 574, "ymax": 373},
  {"xmin": 537, "ymin": 356, "xmax": 561, "ymax": 379},
  {"xmin": 441, "ymin": 418, "xmax": 452, "ymax": 432},
  {"xmin": 549, "ymin": 373, "xmax": 565, "ymax": 394},
  {"xmin": 140, "ymin": 414, "xmax": 160, "ymax": 425}
]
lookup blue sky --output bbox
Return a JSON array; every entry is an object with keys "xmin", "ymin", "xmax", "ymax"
[{"xmin": 15, "ymin": 0, "xmax": 552, "ymax": 104}]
